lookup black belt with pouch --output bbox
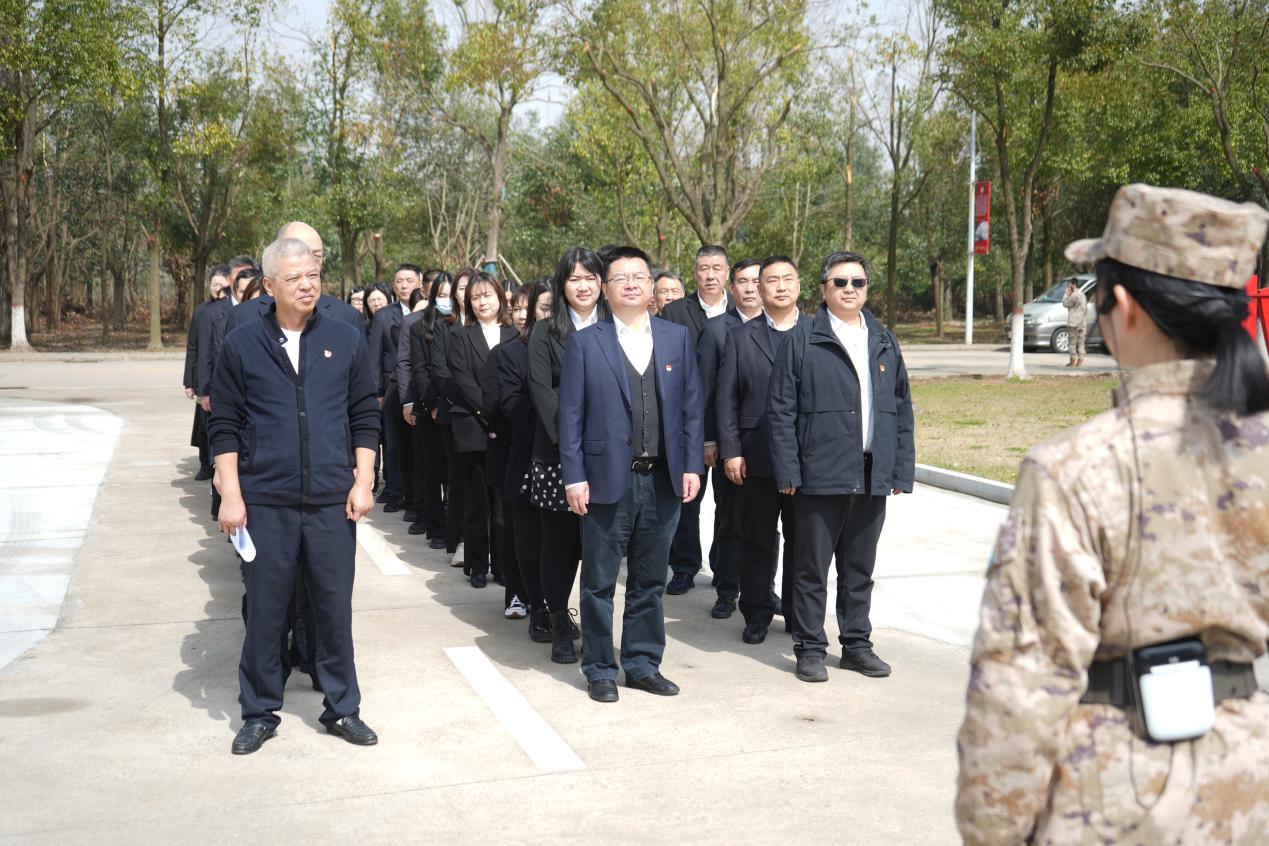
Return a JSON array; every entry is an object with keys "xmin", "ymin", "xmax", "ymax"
[{"xmin": 1081, "ymin": 658, "xmax": 1257, "ymax": 707}]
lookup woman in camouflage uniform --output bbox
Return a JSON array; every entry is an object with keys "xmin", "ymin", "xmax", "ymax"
[{"xmin": 956, "ymin": 184, "xmax": 1269, "ymax": 844}]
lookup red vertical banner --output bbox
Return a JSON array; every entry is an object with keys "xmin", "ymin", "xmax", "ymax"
[{"xmin": 973, "ymin": 181, "xmax": 991, "ymax": 255}]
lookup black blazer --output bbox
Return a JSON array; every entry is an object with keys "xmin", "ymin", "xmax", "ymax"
[
  {"xmin": 485, "ymin": 337, "xmax": 534, "ymax": 505},
  {"xmin": 527, "ymin": 320, "xmax": 569, "ymax": 463},
  {"xmin": 426, "ymin": 320, "xmax": 458, "ymax": 425},
  {"xmin": 448, "ymin": 322, "xmax": 517, "ymax": 453},
  {"xmin": 717, "ymin": 315, "xmax": 809, "ymax": 479},
  {"xmin": 660, "ymin": 292, "xmax": 734, "ymax": 350},
  {"xmin": 408, "ymin": 315, "xmax": 448, "ymax": 417},
  {"xmin": 184, "ymin": 299, "xmax": 214, "ymax": 390},
  {"xmin": 194, "ymin": 297, "xmax": 232, "ymax": 396},
  {"xmin": 697, "ymin": 307, "xmax": 746, "ymax": 443},
  {"xmin": 368, "ymin": 303, "xmax": 407, "ymax": 396}
]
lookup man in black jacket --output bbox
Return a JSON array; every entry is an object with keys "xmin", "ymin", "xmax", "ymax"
[
  {"xmin": 717, "ymin": 256, "xmax": 808, "ymax": 644},
  {"xmin": 368, "ymin": 266, "xmax": 421, "ymax": 513},
  {"xmin": 768, "ymin": 251, "xmax": 914, "ymax": 684},
  {"xmin": 209, "ymin": 237, "xmax": 381, "ymax": 755},
  {"xmin": 659, "ymin": 245, "xmax": 733, "ymax": 594},
  {"xmin": 693, "ymin": 258, "xmax": 763, "ymax": 616},
  {"xmin": 185, "ymin": 265, "xmax": 229, "ymax": 480}
]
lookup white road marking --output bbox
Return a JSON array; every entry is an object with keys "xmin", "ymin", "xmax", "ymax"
[
  {"xmin": 444, "ymin": 645, "xmax": 586, "ymax": 773},
  {"xmin": 355, "ymin": 520, "xmax": 413, "ymax": 577}
]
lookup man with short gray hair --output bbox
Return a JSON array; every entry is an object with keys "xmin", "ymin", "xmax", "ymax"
[{"xmin": 208, "ymin": 237, "xmax": 381, "ymax": 754}]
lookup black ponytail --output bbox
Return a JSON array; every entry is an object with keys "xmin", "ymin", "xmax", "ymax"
[{"xmin": 1096, "ymin": 258, "xmax": 1269, "ymax": 416}]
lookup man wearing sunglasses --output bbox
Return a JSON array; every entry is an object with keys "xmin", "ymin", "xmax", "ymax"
[{"xmin": 767, "ymin": 251, "xmax": 915, "ymax": 684}]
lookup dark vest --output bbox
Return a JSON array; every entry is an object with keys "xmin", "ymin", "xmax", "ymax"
[{"xmin": 624, "ymin": 354, "xmax": 662, "ymax": 459}]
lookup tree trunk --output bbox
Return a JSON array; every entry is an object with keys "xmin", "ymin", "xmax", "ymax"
[
  {"xmin": 339, "ymin": 225, "xmax": 358, "ymax": 295},
  {"xmin": 484, "ymin": 107, "xmax": 511, "ymax": 275},
  {"xmin": 371, "ymin": 232, "xmax": 386, "ymax": 282},
  {"xmin": 654, "ymin": 193, "xmax": 669, "ymax": 267},
  {"xmin": 932, "ymin": 258, "xmax": 944, "ymax": 339},
  {"xmin": 994, "ymin": 278, "xmax": 1003, "ymax": 324},
  {"xmin": 884, "ymin": 180, "xmax": 901, "ymax": 329},
  {"xmin": 112, "ymin": 267, "xmax": 126, "ymax": 331},
  {"xmin": 147, "ymin": 234, "xmax": 162, "ymax": 350},
  {"xmin": 100, "ymin": 270, "xmax": 110, "ymax": 340}
]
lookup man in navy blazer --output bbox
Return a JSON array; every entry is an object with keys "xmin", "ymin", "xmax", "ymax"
[{"xmin": 558, "ymin": 245, "xmax": 704, "ymax": 703}]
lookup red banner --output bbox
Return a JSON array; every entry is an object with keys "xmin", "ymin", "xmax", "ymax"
[{"xmin": 973, "ymin": 181, "xmax": 991, "ymax": 255}]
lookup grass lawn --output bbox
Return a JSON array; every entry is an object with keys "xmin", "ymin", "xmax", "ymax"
[
  {"xmin": 911, "ymin": 375, "xmax": 1118, "ymax": 484},
  {"xmin": 894, "ymin": 318, "xmax": 1007, "ymax": 346}
]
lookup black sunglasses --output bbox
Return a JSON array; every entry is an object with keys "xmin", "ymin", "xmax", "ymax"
[{"xmin": 827, "ymin": 276, "xmax": 868, "ymax": 289}]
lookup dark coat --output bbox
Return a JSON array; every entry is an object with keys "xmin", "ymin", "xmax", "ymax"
[
  {"xmin": 184, "ymin": 300, "xmax": 211, "ymax": 390},
  {"xmin": 526, "ymin": 319, "xmax": 569, "ymax": 463},
  {"xmin": 696, "ymin": 307, "xmax": 746, "ymax": 443},
  {"xmin": 493, "ymin": 336, "xmax": 536, "ymax": 505},
  {"xmin": 368, "ymin": 302, "xmax": 409, "ymax": 397},
  {"xmin": 447, "ymin": 322, "xmax": 517, "ymax": 453},
  {"xmin": 716, "ymin": 315, "xmax": 810, "ymax": 479},
  {"xmin": 557, "ymin": 316, "xmax": 704, "ymax": 504},
  {"xmin": 425, "ymin": 320, "xmax": 458, "ymax": 426},
  {"xmin": 394, "ymin": 310, "xmax": 425, "ymax": 406},
  {"xmin": 660, "ymin": 291, "xmax": 734, "ymax": 350},
  {"xmin": 767, "ymin": 306, "xmax": 915, "ymax": 496},
  {"xmin": 408, "ymin": 315, "xmax": 451, "ymax": 418},
  {"xmin": 207, "ymin": 307, "xmax": 380, "ymax": 506},
  {"xmin": 194, "ymin": 297, "xmax": 232, "ymax": 396}
]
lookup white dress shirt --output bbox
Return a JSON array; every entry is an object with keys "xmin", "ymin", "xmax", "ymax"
[
  {"xmin": 827, "ymin": 309, "xmax": 872, "ymax": 452},
  {"xmin": 614, "ymin": 312, "xmax": 653, "ymax": 373},
  {"xmin": 570, "ymin": 306, "xmax": 598, "ymax": 331},
  {"xmin": 698, "ymin": 293, "xmax": 727, "ymax": 320},
  {"xmin": 765, "ymin": 311, "xmax": 798, "ymax": 332},
  {"xmin": 479, "ymin": 321, "xmax": 502, "ymax": 352}
]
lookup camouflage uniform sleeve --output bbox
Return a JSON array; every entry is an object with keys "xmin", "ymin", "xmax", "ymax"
[{"xmin": 955, "ymin": 457, "xmax": 1107, "ymax": 845}]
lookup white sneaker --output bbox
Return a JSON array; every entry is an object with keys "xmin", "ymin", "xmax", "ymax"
[
  {"xmin": 504, "ymin": 596, "xmax": 528, "ymax": 620},
  {"xmin": 450, "ymin": 543, "xmax": 465, "ymax": 568}
]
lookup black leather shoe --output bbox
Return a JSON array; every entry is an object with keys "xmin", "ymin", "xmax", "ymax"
[
  {"xmin": 550, "ymin": 611, "xmax": 578, "ymax": 664},
  {"xmin": 470, "ymin": 573, "xmax": 487, "ymax": 589},
  {"xmin": 375, "ymin": 491, "xmax": 390, "ymax": 504},
  {"xmin": 528, "ymin": 608, "xmax": 553, "ymax": 643},
  {"xmin": 310, "ymin": 674, "xmax": 323, "ymax": 692},
  {"xmin": 666, "ymin": 572, "xmax": 694, "ymax": 595},
  {"xmin": 194, "ymin": 466, "xmax": 213, "ymax": 481},
  {"xmin": 403, "ymin": 510, "xmax": 418, "ymax": 523},
  {"xmin": 428, "ymin": 537, "xmax": 447, "ymax": 549},
  {"xmin": 711, "ymin": 596, "xmax": 736, "ymax": 619},
  {"xmin": 625, "ymin": 672, "xmax": 679, "ymax": 696},
  {"xmin": 382, "ymin": 497, "xmax": 404, "ymax": 513},
  {"xmin": 795, "ymin": 654, "xmax": 828, "ymax": 683},
  {"xmin": 408, "ymin": 520, "xmax": 428, "ymax": 535},
  {"xmin": 771, "ymin": 592, "xmax": 783, "ymax": 615},
  {"xmin": 326, "ymin": 715, "xmax": 378, "ymax": 746},
  {"xmin": 840, "ymin": 649, "xmax": 892, "ymax": 678},
  {"xmin": 742, "ymin": 623, "xmax": 767, "ymax": 644},
  {"xmin": 231, "ymin": 720, "xmax": 275, "ymax": 755},
  {"xmin": 587, "ymin": 679, "xmax": 618, "ymax": 703}
]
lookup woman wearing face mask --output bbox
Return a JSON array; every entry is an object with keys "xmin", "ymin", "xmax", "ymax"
[
  {"xmin": 446, "ymin": 272, "xmax": 519, "ymax": 593},
  {"xmin": 427, "ymin": 269, "xmax": 475, "ymax": 563},
  {"xmin": 528, "ymin": 247, "xmax": 609, "ymax": 663},
  {"xmin": 485, "ymin": 279, "xmax": 553, "ymax": 634},
  {"xmin": 408, "ymin": 271, "xmax": 456, "ymax": 549}
]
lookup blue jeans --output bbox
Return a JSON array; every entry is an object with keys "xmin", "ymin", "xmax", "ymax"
[{"xmin": 579, "ymin": 467, "xmax": 681, "ymax": 682}]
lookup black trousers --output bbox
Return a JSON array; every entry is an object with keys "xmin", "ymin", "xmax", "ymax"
[
  {"xmin": 413, "ymin": 413, "xmax": 446, "ymax": 537},
  {"xmin": 712, "ymin": 473, "xmax": 743, "ymax": 598},
  {"xmin": 539, "ymin": 508, "xmax": 581, "ymax": 613},
  {"xmin": 790, "ymin": 487, "xmax": 887, "ymax": 658},
  {"xmin": 442, "ymin": 425, "xmax": 465, "ymax": 552},
  {"xmin": 668, "ymin": 465, "xmax": 709, "ymax": 577},
  {"xmin": 193, "ymin": 405, "xmax": 211, "ymax": 471},
  {"xmin": 456, "ymin": 450, "xmax": 493, "ymax": 576},
  {"xmin": 512, "ymin": 502, "xmax": 543, "ymax": 612},
  {"xmin": 737, "ymin": 478, "xmax": 796, "ymax": 626},
  {"xmin": 239, "ymin": 502, "xmax": 360, "ymax": 728},
  {"xmin": 385, "ymin": 385, "xmax": 415, "ymax": 509},
  {"xmin": 491, "ymin": 489, "xmax": 521, "ymax": 604},
  {"xmin": 287, "ymin": 566, "xmax": 318, "ymax": 676}
]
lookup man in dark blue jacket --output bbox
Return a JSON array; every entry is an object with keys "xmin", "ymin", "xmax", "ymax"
[
  {"xmin": 558, "ymin": 246, "xmax": 704, "ymax": 703},
  {"xmin": 208, "ymin": 237, "xmax": 381, "ymax": 755},
  {"xmin": 768, "ymin": 251, "xmax": 914, "ymax": 684},
  {"xmin": 717, "ymin": 256, "xmax": 808, "ymax": 644}
]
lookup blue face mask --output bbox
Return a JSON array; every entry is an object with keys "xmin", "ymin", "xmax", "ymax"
[{"xmin": 435, "ymin": 297, "xmax": 453, "ymax": 316}]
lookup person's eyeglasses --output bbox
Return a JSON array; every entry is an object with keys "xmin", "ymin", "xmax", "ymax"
[
  {"xmin": 828, "ymin": 276, "xmax": 868, "ymax": 289},
  {"xmin": 608, "ymin": 274, "xmax": 652, "ymax": 286}
]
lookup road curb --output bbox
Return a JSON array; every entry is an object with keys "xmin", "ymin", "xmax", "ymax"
[{"xmin": 916, "ymin": 463, "xmax": 1014, "ymax": 505}]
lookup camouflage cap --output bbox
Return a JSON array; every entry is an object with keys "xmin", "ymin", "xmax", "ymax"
[{"xmin": 1065, "ymin": 184, "xmax": 1268, "ymax": 289}]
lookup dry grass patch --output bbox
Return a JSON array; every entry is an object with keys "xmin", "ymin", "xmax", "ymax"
[{"xmin": 911, "ymin": 375, "xmax": 1118, "ymax": 483}]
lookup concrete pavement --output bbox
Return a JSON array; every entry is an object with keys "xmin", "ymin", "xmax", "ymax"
[{"xmin": 0, "ymin": 357, "xmax": 997, "ymax": 844}]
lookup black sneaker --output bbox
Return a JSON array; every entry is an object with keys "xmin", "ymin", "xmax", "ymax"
[
  {"xmin": 742, "ymin": 623, "xmax": 767, "ymax": 644},
  {"xmin": 666, "ymin": 572, "xmax": 694, "ymax": 595},
  {"xmin": 839, "ymin": 649, "xmax": 892, "ymax": 678},
  {"xmin": 382, "ymin": 497, "xmax": 404, "ymax": 513},
  {"xmin": 550, "ymin": 611, "xmax": 578, "ymax": 664},
  {"xmin": 795, "ymin": 654, "xmax": 828, "ymax": 683},
  {"xmin": 402, "ymin": 510, "xmax": 418, "ymax": 523},
  {"xmin": 408, "ymin": 520, "xmax": 428, "ymax": 535},
  {"xmin": 528, "ymin": 608, "xmax": 553, "ymax": 643}
]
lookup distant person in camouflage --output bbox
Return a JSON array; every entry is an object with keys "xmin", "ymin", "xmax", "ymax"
[
  {"xmin": 1062, "ymin": 278, "xmax": 1087, "ymax": 366},
  {"xmin": 956, "ymin": 184, "xmax": 1269, "ymax": 844}
]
